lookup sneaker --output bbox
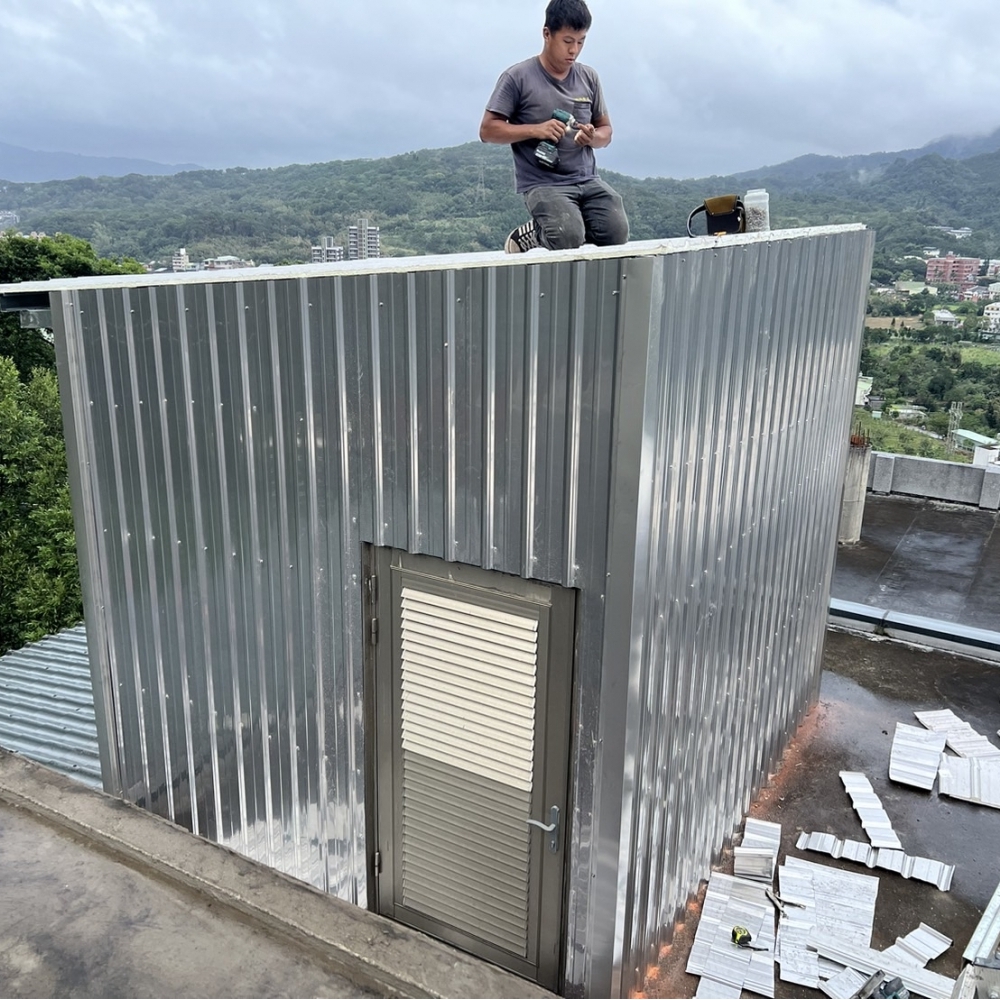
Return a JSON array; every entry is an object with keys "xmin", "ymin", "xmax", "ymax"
[{"xmin": 505, "ymin": 221, "xmax": 541, "ymax": 254}]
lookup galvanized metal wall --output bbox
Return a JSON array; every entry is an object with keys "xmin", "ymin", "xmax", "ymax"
[
  {"xmin": 604, "ymin": 230, "xmax": 874, "ymax": 996},
  {"xmin": 49, "ymin": 257, "xmax": 623, "ymax": 914},
  {"xmin": 36, "ymin": 228, "xmax": 873, "ymax": 997}
]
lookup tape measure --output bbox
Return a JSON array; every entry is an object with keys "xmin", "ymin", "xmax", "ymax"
[
  {"xmin": 731, "ymin": 925, "xmax": 768, "ymax": 951},
  {"xmin": 731, "ymin": 925, "xmax": 753, "ymax": 947}
]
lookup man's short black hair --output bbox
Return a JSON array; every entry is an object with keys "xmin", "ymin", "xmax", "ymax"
[{"xmin": 544, "ymin": 0, "xmax": 592, "ymax": 33}]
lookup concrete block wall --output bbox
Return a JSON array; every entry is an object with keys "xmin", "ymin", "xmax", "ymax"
[{"xmin": 868, "ymin": 452, "xmax": 1000, "ymax": 509}]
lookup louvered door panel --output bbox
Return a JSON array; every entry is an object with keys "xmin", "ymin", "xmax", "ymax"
[
  {"xmin": 399, "ymin": 585, "xmax": 538, "ymax": 956},
  {"xmin": 371, "ymin": 548, "xmax": 573, "ymax": 991}
]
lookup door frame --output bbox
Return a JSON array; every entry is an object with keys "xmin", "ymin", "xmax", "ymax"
[{"xmin": 362, "ymin": 545, "xmax": 576, "ymax": 991}]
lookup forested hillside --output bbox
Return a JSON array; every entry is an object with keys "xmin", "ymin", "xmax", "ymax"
[{"xmin": 1, "ymin": 141, "xmax": 998, "ymax": 267}]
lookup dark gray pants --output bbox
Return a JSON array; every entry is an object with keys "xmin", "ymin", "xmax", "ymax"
[{"xmin": 524, "ymin": 178, "xmax": 629, "ymax": 250}]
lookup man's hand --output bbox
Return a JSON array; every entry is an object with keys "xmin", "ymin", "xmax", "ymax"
[
  {"xmin": 573, "ymin": 123, "xmax": 597, "ymax": 147},
  {"xmin": 536, "ymin": 118, "xmax": 569, "ymax": 143}
]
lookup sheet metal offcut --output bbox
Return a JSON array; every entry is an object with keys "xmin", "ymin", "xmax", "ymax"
[
  {"xmin": 775, "ymin": 857, "xmax": 879, "ymax": 990},
  {"xmin": 839, "ymin": 771, "xmax": 903, "ymax": 849},
  {"xmin": 888, "ymin": 722, "xmax": 947, "ymax": 791},
  {"xmin": 880, "ymin": 922, "xmax": 951, "ymax": 969},
  {"xmin": 735, "ymin": 818, "xmax": 782, "ymax": 883},
  {"xmin": 819, "ymin": 967, "xmax": 868, "ymax": 999},
  {"xmin": 807, "ymin": 934, "xmax": 955, "ymax": 999},
  {"xmin": 687, "ymin": 872, "xmax": 775, "ymax": 997},
  {"xmin": 938, "ymin": 755, "xmax": 1000, "ymax": 810},
  {"xmin": 915, "ymin": 709, "xmax": 1000, "ymax": 760},
  {"xmin": 795, "ymin": 831, "xmax": 954, "ymax": 891}
]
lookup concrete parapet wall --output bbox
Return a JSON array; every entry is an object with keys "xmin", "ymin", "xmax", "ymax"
[
  {"xmin": 867, "ymin": 452, "xmax": 1000, "ymax": 509},
  {"xmin": 839, "ymin": 445, "xmax": 871, "ymax": 543}
]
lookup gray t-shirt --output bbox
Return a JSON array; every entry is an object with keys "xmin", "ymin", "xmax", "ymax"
[{"xmin": 486, "ymin": 57, "xmax": 608, "ymax": 193}]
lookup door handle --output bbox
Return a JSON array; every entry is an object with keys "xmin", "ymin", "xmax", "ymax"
[{"xmin": 527, "ymin": 805, "xmax": 560, "ymax": 853}]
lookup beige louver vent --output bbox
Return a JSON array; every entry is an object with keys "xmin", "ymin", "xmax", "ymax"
[{"xmin": 399, "ymin": 586, "xmax": 538, "ymax": 956}]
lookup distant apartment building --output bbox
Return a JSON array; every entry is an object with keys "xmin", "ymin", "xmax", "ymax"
[
  {"xmin": 960, "ymin": 285, "xmax": 992, "ymax": 303},
  {"xmin": 984, "ymin": 303, "xmax": 1000, "ymax": 334},
  {"xmin": 348, "ymin": 217, "xmax": 380, "ymax": 260},
  {"xmin": 987, "ymin": 260, "xmax": 1000, "ymax": 278},
  {"xmin": 0, "ymin": 210, "xmax": 19, "ymax": 228},
  {"xmin": 925, "ymin": 253, "xmax": 982, "ymax": 285},
  {"xmin": 172, "ymin": 248, "xmax": 197, "ymax": 272},
  {"xmin": 204, "ymin": 255, "xmax": 254, "ymax": 270},
  {"xmin": 311, "ymin": 236, "xmax": 345, "ymax": 263},
  {"xmin": 989, "ymin": 282, "xmax": 1000, "ymax": 301}
]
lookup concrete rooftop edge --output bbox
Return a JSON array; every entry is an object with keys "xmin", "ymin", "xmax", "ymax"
[
  {"xmin": 0, "ymin": 750, "xmax": 556, "ymax": 1000},
  {"xmin": 0, "ymin": 223, "xmax": 868, "ymax": 295}
]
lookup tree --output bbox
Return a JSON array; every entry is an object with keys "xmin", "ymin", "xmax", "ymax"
[
  {"xmin": 1, "ymin": 231, "xmax": 143, "ymax": 651},
  {"xmin": 0, "ymin": 358, "xmax": 81, "ymax": 653},
  {"xmin": 0, "ymin": 231, "xmax": 144, "ymax": 380}
]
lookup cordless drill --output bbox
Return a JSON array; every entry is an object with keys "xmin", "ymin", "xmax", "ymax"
[{"xmin": 535, "ymin": 109, "xmax": 578, "ymax": 169}]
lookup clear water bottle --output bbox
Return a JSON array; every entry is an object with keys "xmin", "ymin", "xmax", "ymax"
[{"xmin": 744, "ymin": 188, "xmax": 770, "ymax": 232}]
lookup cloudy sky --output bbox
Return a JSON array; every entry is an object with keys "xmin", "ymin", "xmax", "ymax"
[{"xmin": 2, "ymin": 0, "xmax": 999, "ymax": 180}]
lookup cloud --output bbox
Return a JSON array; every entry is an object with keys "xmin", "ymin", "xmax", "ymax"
[{"xmin": 0, "ymin": 0, "xmax": 997, "ymax": 178}]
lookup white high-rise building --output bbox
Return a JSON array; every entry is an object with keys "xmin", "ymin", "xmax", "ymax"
[
  {"xmin": 348, "ymin": 218, "xmax": 380, "ymax": 260},
  {"xmin": 311, "ymin": 236, "xmax": 345, "ymax": 263},
  {"xmin": 172, "ymin": 248, "xmax": 195, "ymax": 272}
]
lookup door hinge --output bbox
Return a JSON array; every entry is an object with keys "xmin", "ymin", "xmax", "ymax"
[
  {"xmin": 367, "ymin": 575, "xmax": 379, "ymax": 645},
  {"xmin": 373, "ymin": 850, "xmax": 382, "ymax": 875}
]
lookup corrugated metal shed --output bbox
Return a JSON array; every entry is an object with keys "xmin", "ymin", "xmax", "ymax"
[
  {"xmin": 0, "ymin": 625, "xmax": 102, "ymax": 788},
  {"xmin": 0, "ymin": 226, "xmax": 874, "ymax": 996}
]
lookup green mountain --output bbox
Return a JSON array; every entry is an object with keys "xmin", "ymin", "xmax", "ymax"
[
  {"xmin": 730, "ymin": 126, "xmax": 1000, "ymax": 185},
  {"xmin": 1, "ymin": 141, "xmax": 998, "ymax": 267}
]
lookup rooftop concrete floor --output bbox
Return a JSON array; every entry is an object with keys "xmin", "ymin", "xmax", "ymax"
[
  {"xmin": 0, "ymin": 800, "xmax": 375, "ymax": 999},
  {"xmin": 833, "ymin": 494, "xmax": 1000, "ymax": 632},
  {"xmin": 644, "ymin": 629, "xmax": 1000, "ymax": 999},
  {"xmin": 0, "ymin": 751, "xmax": 554, "ymax": 1000}
]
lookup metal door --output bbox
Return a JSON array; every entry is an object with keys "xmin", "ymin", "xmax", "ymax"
[{"xmin": 366, "ymin": 547, "xmax": 574, "ymax": 990}]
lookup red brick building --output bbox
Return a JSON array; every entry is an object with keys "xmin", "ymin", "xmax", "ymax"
[{"xmin": 925, "ymin": 253, "xmax": 982, "ymax": 285}]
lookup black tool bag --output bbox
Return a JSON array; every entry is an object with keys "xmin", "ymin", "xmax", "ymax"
[{"xmin": 686, "ymin": 195, "xmax": 746, "ymax": 237}]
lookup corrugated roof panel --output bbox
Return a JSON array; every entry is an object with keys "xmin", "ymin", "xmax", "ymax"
[{"xmin": 0, "ymin": 625, "xmax": 102, "ymax": 788}]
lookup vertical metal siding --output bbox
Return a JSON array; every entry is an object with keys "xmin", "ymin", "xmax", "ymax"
[
  {"xmin": 36, "ymin": 229, "xmax": 873, "ymax": 997},
  {"xmin": 608, "ymin": 231, "xmax": 874, "ymax": 996},
  {"xmin": 52, "ymin": 257, "xmax": 623, "ymax": 915}
]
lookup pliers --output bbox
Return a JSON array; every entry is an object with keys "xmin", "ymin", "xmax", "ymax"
[{"xmin": 766, "ymin": 887, "xmax": 806, "ymax": 918}]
